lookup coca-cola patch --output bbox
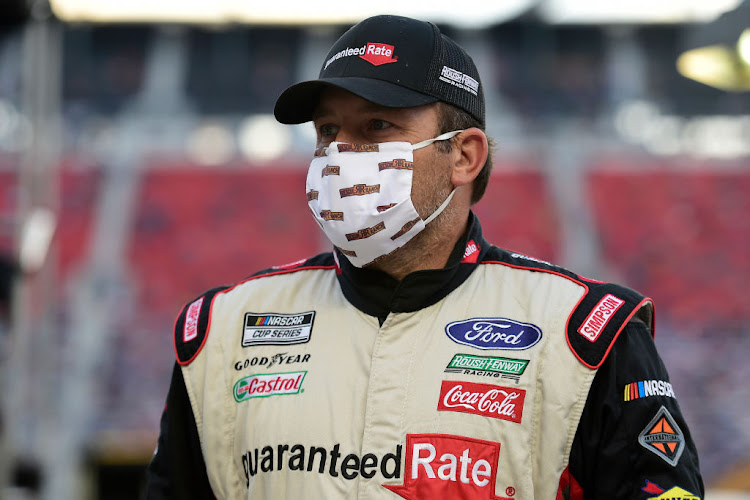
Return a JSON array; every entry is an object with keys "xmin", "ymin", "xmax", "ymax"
[
  {"xmin": 437, "ymin": 380, "xmax": 525, "ymax": 423},
  {"xmin": 383, "ymin": 434, "xmax": 511, "ymax": 500}
]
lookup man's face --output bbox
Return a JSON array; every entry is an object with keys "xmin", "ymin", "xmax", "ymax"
[{"xmin": 311, "ymin": 87, "xmax": 454, "ymax": 221}]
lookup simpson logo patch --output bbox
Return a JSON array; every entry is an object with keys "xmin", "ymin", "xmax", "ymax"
[
  {"xmin": 242, "ymin": 312, "xmax": 315, "ymax": 346},
  {"xmin": 578, "ymin": 293, "xmax": 625, "ymax": 342},
  {"xmin": 445, "ymin": 354, "xmax": 528, "ymax": 383},
  {"xmin": 234, "ymin": 371, "xmax": 306, "ymax": 401},
  {"xmin": 638, "ymin": 406, "xmax": 685, "ymax": 466},
  {"xmin": 624, "ymin": 380, "xmax": 675, "ymax": 402},
  {"xmin": 641, "ymin": 481, "xmax": 700, "ymax": 500},
  {"xmin": 437, "ymin": 380, "xmax": 525, "ymax": 423},
  {"xmin": 446, "ymin": 317, "xmax": 542, "ymax": 351},
  {"xmin": 383, "ymin": 434, "xmax": 511, "ymax": 500},
  {"xmin": 183, "ymin": 296, "xmax": 204, "ymax": 342}
]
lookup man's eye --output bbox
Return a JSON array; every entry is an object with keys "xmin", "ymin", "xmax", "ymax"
[
  {"xmin": 318, "ymin": 124, "xmax": 337, "ymax": 137},
  {"xmin": 371, "ymin": 119, "xmax": 391, "ymax": 131}
]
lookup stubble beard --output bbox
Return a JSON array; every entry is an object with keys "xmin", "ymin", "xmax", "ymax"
[{"xmin": 365, "ymin": 158, "xmax": 457, "ymax": 278}]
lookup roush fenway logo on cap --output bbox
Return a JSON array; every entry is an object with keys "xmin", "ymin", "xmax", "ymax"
[
  {"xmin": 438, "ymin": 380, "xmax": 526, "ymax": 423},
  {"xmin": 360, "ymin": 42, "xmax": 398, "ymax": 66}
]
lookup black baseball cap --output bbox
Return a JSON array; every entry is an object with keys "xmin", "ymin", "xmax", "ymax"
[{"xmin": 274, "ymin": 15, "xmax": 485, "ymax": 127}]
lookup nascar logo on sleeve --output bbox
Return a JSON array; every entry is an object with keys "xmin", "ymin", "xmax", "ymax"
[{"xmin": 624, "ymin": 379, "xmax": 675, "ymax": 402}]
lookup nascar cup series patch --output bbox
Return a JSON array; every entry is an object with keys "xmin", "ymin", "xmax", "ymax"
[
  {"xmin": 242, "ymin": 311, "xmax": 315, "ymax": 346},
  {"xmin": 638, "ymin": 406, "xmax": 685, "ymax": 466}
]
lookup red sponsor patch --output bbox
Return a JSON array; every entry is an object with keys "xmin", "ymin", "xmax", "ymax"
[
  {"xmin": 183, "ymin": 297, "xmax": 204, "ymax": 342},
  {"xmin": 642, "ymin": 480, "xmax": 665, "ymax": 494},
  {"xmin": 577, "ymin": 293, "xmax": 625, "ymax": 342},
  {"xmin": 360, "ymin": 42, "xmax": 398, "ymax": 66},
  {"xmin": 383, "ymin": 434, "xmax": 510, "ymax": 500},
  {"xmin": 461, "ymin": 239, "xmax": 480, "ymax": 263},
  {"xmin": 437, "ymin": 381, "xmax": 525, "ymax": 424}
]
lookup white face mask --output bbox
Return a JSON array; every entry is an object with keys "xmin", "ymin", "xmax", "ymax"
[{"xmin": 306, "ymin": 130, "xmax": 462, "ymax": 267}]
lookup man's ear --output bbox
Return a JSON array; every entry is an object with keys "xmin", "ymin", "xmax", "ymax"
[{"xmin": 450, "ymin": 128, "xmax": 488, "ymax": 187}]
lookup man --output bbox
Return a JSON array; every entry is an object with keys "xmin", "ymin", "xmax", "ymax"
[{"xmin": 143, "ymin": 14, "xmax": 703, "ymax": 499}]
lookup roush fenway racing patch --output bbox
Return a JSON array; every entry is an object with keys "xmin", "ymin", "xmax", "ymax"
[
  {"xmin": 383, "ymin": 434, "xmax": 512, "ymax": 500},
  {"xmin": 437, "ymin": 380, "xmax": 525, "ymax": 423}
]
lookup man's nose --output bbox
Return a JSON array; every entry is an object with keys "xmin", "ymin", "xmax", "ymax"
[{"xmin": 332, "ymin": 128, "xmax": 365, "ymax": 144}]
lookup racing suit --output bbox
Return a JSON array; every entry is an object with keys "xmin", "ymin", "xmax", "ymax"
[{"xmin": 142, "ymin": 212, "xmax": 703, "ymax": 499}]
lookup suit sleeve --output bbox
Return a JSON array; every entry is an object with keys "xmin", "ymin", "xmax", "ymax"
[
  {"xmin": 567, "ymin": 320, "xmax": 704, "ymax": 499},
  {"xmin": 141, "ymin": 362, "xmax": 215, "ymax": 500}
]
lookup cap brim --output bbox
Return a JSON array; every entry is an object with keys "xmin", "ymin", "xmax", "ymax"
[{"xmin": 273, "ymin": 77, "xmax": 439, "ymax": 124}]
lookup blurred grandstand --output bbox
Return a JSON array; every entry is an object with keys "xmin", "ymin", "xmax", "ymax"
[{"xmin": 0, "ymin": 1, "xmax": 748, "ymax": 498}]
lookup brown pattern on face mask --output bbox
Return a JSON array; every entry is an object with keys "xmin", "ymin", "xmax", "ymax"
[
  {"xmin": 337, "ymin": 143, "xmax": 379, "ymax": 153},
  {"xmin": 306, "ymin": 190, "xmax": 319, "ymax": 201},
  {"xmin": 322, "ymin": 165, "xmax": 340, "ymax": 177},
  {"xmin": 336, "ymin": 247, "xmax": 357, "ymax": 257},
  {"xmin": 378, "ymin": 159, "xmax": 414, "ymax": 171},
  {"xmin": 339, "ymin": 184, "xmax": 380, "ymax": 197},
  {"xmin": 390, "ymin": 217, "xmax": 421, "ymax": 240},
  {"xmin": 346, "ymin": 221, "xmax": 386, "ymax": 241},
  {"xmin": 320, "ymin": 210, "xmax": 344, "ymax": 221},
  {"xmin": 377, "ymin": 203, "xmax": 397, "ymax": 212}
]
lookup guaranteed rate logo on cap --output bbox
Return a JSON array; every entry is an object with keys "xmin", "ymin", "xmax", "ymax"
[
  {"xmin": 324, "ymin": 42, "xmax": 398, "ymax": 70},
  {"xmin": 273, "ymin": 15, "xmax": 485, "ymax": 128}
]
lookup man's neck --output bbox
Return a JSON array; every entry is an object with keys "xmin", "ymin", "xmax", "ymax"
[{"xmin": 367, "ymin": 207, "xmax": 469, "ymax": 281}]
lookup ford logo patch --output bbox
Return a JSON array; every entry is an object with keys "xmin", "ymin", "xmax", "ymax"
[{"xmin": 445, "ymin": 318, "xmax": 543, "ymax": 351}]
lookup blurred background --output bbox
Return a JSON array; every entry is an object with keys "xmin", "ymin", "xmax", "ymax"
[{"xmin": 0, "ymin": 0, "xmax": 748, "ymax": 498}]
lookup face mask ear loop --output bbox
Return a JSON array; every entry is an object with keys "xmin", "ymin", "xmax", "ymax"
[
  {"xmin": 423, "ymin": 188, "xmax": 456, "ymax": 225},
  {"xmin": 411, "ymin": 130, "xmax": 463, "ymax": 151}
]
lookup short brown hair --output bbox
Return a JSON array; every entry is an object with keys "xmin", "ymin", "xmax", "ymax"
[{"xmin": 435, "ymin": 102, "xmax": 495, "ymax": 204}]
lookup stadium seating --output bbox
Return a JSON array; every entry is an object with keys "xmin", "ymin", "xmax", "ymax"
[
  {"xmin": 476, "ymin": 165, "xmax": 560, "ymax": 263},
  {"xmin": 587, "ymin": 163, "xmax": 750, "ymax": 330},
  {"xmin": 128, "ymin": 163, "xmax": 322, "ymax": 321}
]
